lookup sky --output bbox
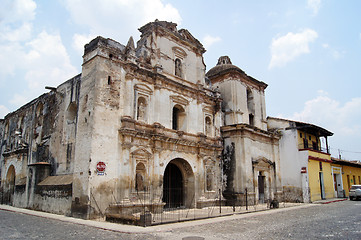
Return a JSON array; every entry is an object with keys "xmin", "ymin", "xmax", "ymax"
[{"xmin": 0, "ymin": 0, "xmax": 360, "ymax": 160}]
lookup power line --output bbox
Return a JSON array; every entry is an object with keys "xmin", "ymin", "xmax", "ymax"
[{"xmin": 330, "ymin": 147, "xmax": 361, "ymax": 154}]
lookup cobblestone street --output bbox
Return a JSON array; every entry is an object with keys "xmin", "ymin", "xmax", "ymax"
[
  {"xmin": 154, "ymin": 200, "xmax": 361, "ymax": 240},
  {"xmin": 1, "ymin": 200, "xmax": 360, "ymax": 239}
]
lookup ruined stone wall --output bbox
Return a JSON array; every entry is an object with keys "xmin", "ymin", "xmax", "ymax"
[
  {"xmin": 0, "ymin": 119, "xmax": 4, "ymax": 202},
  {"xmin": 52, "ymin": 75, "xmax": 81, "ymax": 175},
  {"xmin": 222, "ymin": 125, "xmax": 281, "ymax": 205},
  {"xmin": 0, "ymin": 74, "xmax": 80, "ymax": 212}
]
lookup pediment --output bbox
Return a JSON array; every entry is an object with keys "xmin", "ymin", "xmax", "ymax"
[
  {"xmin": 178, "ymin": 29, "xmax": 203, "ymax": 49},
  {"xmin": 131, "ymin": 147, "xmax": 152, "ymax": 159},
  {"xmin": 252, "ymin": 157, "xmax": 274, "ymax": 167},
  {"xmin": 172, "ymin": 46, "xmax": 187, "ymax": 59},
  {"xmin": 170, "ymin": 95, "xmax": 189, "ymax": 106},
  {"xmin": 134, "ymin": 84, "xmax": 153, "ymax": 95}
]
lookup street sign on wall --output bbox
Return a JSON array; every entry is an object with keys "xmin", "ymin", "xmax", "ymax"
[{"xmin": 96, "ymin": 161, "xmax": 106, "ymax": 175}]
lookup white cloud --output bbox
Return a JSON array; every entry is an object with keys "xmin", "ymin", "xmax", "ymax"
[
  {"xmin": 203, "ymin": 35, "xmax": 221, "ymax": 50},
  {"xmin": 269, "ymin": 29, "xmax": 318, "ymax": 69},
  {"xmin": 322, "ymin": 43, "xmax": 344, "ymax": 60},
  {"xmin": 0, "ymin": 22, "xmax": 33, "ymax": 42},
  {"xmin": 22, "ymin": 31, "xmax": 78, "ymax": 94},
  {"xmin": 290, "ymin": 92, "xmax": 361, "ymax": 159},
  {"xmin": 1, "ymin": 30, "xmax": 78, "ymax": 109},
  {"xmin": 0, "ymin": 0, "xmax": 78, "ymax": 110},
  {"xmin": 0, "ymin": 42, "xmax": 25, "ymax": 80},
  {"xmin": 64, "ymin": 0, "xmax": 181, "ymax": 43},
  {"xmin": 291, "ymin": 92, "xmax": 361, "ymax": 137},
  {"xmin": 263, "ymin": 90, "xmax": 361, "ymax": 159},
  {"xmin": 307, "ymin": 0, "xmax": 321, "ymax": 15},
  {"xmin": 72, "ymin": 33, "xmax": 97, "ymax": 55},
  {"xmin": 0, "ymin": 105, "xmax": 10, "ymax": 119},
  {"xmin": 0, "ymin": 0, "xmax": 36, "ymax": 24}
]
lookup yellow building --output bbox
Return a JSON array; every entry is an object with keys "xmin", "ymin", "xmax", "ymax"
[
  {"xmin": 307, "ymin": 152, "xmax": 334, "ymax": 201},
  {"xmin": 332, "ymin": 158, "xmax": 361, "ymax": 197},
  {"xmin": 297, "ymin": 128, "xmax": 334, "ymax": 202}
]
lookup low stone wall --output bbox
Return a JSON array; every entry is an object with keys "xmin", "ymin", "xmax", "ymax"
[
  {"xmin": 33, "ymin": 184, "xmax": 72, "ymax": 216},
  {"xmin": 282, "ymin": 186, "xmax": 303, "ymax": 202}
]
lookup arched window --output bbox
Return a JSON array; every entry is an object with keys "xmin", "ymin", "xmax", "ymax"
[
  {"xmin": 135, "ymin": 162, "xmax": 146, "ymax": 192},
  {"xmin": 246, "ymin": 88, "xmax": 254, "ymax": 113},
  {"xmin": 34, "ymin": 103, "xmax": 44, "ymax": 142},
  {"xmin": 172, "ymin": 104, "xmax": 186, "ymax": 131},
  {"xmin": 4, "ymin": 121, "xmax": 9, "ymax": 139},
  {"xmin": 66, "ymin": 102, "xmax": 77, "ymax": 123},
  {"xmin": 137, "ymin": 97, "xmax": 147, "ymax": 121},
  {"xmin": 35, "ymin": 103, "xmax": 44, "ymax": 127},
  {"xmin": 246, "ymin": 88, "xmax": 255, "ymax": 126},
  {"xmin": 17, "ymin": 116, "xmax": 24, "ymax": 134},
  {"xmin": 175, "ymin": 58, "xmax": 182, "ymax": 77}
]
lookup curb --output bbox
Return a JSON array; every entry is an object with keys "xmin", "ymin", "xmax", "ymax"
[{"xmin": 315, "ymin": 198, "xmax": 348, "ymax": 204}]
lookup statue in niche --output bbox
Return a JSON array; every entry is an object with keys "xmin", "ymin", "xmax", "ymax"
[
  {"xmin": 206, "ymin": 168, "xmax": 213, "ymax": 191},
  {"xmin": 135, "ymin": 172, "xmax": 144, "ymax": 191},
  {"xmin": 137, "ymin": 101, "xmax": 146, "ymax": 121},
  {"xmin": 205, "ymin": 117, "xmax": 211, "ymax": 136},
  {"xmin": 175, "ymin": 58, "xmax": 182, "ymax": 77}
]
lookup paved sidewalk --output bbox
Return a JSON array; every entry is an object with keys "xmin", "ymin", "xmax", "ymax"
[{"xmin": 0, "ymin": 203, "xmax": 315, "ymax": 234}]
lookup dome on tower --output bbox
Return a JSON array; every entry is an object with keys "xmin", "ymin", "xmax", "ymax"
[{"xmin": 206, "ymin": 56, "xmax": 245, "ymax": 79}]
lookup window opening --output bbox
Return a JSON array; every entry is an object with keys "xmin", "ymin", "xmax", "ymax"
[
  {"xmin": 172, "ymin": 105, "xmax": 185, "ymax": 131},
  {"xmin": 249, "ymin": 114, "xmax": 254, "ymax": 126},
  {"xmin": 246, "ymin": 88, "xmax": 255, "ymax": 125}
]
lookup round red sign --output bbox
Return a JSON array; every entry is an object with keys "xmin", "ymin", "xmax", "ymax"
[{"xmin": 96, "ymin": 161, "xmax": 106, "ymax": 173}]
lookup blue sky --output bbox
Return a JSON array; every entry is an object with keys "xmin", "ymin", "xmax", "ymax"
[{"xmin": 1, "ymin": 0, "xmax": 360, "ymax": 160}]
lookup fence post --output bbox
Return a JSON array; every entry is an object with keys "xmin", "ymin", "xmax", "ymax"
[
  {"xmin": 245, "ymin": 188, "xmax": 248, "ymax": 211},
  {"xmin": 219, "ymin": 189, "xmax": 222, "ymax": 214},
  {"xmin": 232, "ymin": 187, "xmax": 235, "ymax": 212}
]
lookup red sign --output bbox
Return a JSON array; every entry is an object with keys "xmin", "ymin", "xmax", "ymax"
[
  {"xmin": 301, "ymin": 167, "xmax": 307, "ymax": 173},
  {"xmin": 96, "ymin": 161, "xmax": 106, "ymax": 174}
]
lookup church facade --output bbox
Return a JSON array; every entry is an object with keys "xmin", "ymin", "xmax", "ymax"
[{"xmin": 0, "ymin": 20, "xmax": 281, "ymax": 220}]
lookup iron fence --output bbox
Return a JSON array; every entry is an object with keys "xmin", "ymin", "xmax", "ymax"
[{"xmin": 104, "ymin": 188, "xmax": 304, "ymax": 227}]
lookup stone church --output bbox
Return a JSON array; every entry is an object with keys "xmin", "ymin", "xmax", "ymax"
[{"xmin": 0, "ymin": 20, "xmax": 281, "ymax": 220}]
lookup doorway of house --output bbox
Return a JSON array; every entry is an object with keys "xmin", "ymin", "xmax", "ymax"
[
  {"xmin": 319, "ymin": 172, "xmax": 325, "ymax": 199},
  {"xmin": 258, "ymin": 172, "xmax": 265, "ymax": 203}
]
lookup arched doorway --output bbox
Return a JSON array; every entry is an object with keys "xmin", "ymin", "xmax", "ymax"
[
  {"xmin": 6, "ymin": 165, "xmax": 16, "ymax": 205},
  {"xmin": 162, "ymin": 159, "xmax": 194, "ymax": 209}
]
